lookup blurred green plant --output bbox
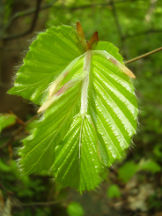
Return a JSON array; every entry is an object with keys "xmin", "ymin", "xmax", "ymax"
[
  {"xmin": 0, "ymin": 113, "xmax": 16, "ymax": 132},
  {"xmin": 118, "ymin": 158, "xmax": 161, "ymax": 183},
  {"xmin": 67, "ymin": 202, "xmax": 84, "ymax": 216},
  {"xmin": 118, "ymin": 161, "xmax": 138, "ymax": 183},
  {"xmin": 107, "ymin": 184, "xmax": 121, "ymax": 199},
  {"xmin": 138, "ymin": 159, "xmax": 161, "ymax": 173}
]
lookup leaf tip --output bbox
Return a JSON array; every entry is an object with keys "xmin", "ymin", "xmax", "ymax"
[
  {"xmin": 87, "ymin": 31, "xmax": 99, "ymax": 50},
  {"xmin": 121, "ymin": 65, "xmax": 136, "ymax": 79},
  {"xmin": 76, "ymin": 22, "xmax": 86, "ymax": 42}
]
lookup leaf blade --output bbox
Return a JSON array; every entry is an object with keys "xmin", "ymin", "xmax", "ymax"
[
  {"xmin": 9, "ymin": 25, "xmax": 138, "ymax": 191},
  {"xmin": 8, "ymin": 25, "xmax": 84, "ymax": 105}
]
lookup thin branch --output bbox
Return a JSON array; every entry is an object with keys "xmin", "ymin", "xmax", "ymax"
[
  {"xmin": 3, "ymin": 0, "xmax": 56, "ymax": 32},
  {"xmin": 3, "ymin": 0, "xmax": 140, "ymax": 34},
  {"xmin": 125, "ymin": 47, "xmax": 162, "ymax": 64},
  {"xmin": 110, "ymin": 0, "xmax": 129, "ymax": 58},
  {"xmin": 2, "ymin": 0, "xmax": 142, "ymax": 41},
  {"xmin": 124, "ymin": 29, "xmax": 162, "ymax": 40},
  {"xmin": 110, "ymin": 0, "xmax": 124, "ymax": 42},
  {"xmin": 3, "ymin": 0, "xmax": 43, "ymax": 41},
  {"xmin": 60, "ymin": 0, "xmax": 140, "ymax": 11},
  {"xmin": 13, "ymin": 200, "xmax": 60, "ymax": 207}
]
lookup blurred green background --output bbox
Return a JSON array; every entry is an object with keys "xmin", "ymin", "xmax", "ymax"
[{"xmin": 0, "ymin": 0, "xmax": 162, "ymax": 215}]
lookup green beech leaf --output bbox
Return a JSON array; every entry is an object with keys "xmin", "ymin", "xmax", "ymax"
[
  {"xmin": 0, "ymin": 114, "xmax": 16, "ymax": 132},
  {"xmin": 9, "ymin": 24, "xmax": 138, "ymax": 191}
]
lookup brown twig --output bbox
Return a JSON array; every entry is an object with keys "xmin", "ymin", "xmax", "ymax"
[
  {"xmin": 76, "ymin": 22, "xmax": 87, "ymax": 50},
  {"xmin": 110, "ymin": 0, "xmax": 124, "ymax": 42},
  {"xmin": 124, "ymin": 29, "xmax": 162, "ymax": 40},
  {"xmin": 2, "ymin": 0, "xmax": 140, "ymax": 37},
  {"xmin": 58, "ymin": 0, "xmax": 140, "ymax": 11},
  {"xmin": 109, "ymin": 0, "xmax": 129, "ymax": 58},
  {"xmin": 3, "ymin": 0, "xmax": 43, "ymax": 41},
  {"xmin": 2, "ymin": 0, "xmax": 143, "ymax": 41},
  {"xmin": 3, "ymin": 0, "xmax": 57, "ymax": 33},
  {"xmin": 125, "ymin": 47, "xmax": 162, "ymax": 64},
  {"xmin": 13, "ymin": 200, "xmax": 60, "ymax": 207}
]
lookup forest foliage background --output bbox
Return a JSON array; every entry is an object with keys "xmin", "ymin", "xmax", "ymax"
[{"xmin": 0, "ymin": 0, "xmax": 162, "ymax": 215}]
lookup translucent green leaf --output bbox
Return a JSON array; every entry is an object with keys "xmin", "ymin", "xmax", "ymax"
[
  {"xmin": 9, "ymin": 24, "xmax": 138, "ymax": 191},
  {"xmin": 52, "ymin": 114, "xmax": 104, "ymax": 191},
  {"xmin": 0, "ymin": 114, "xmax": 16, "ymax": 132},
  {"xmin": 8, "ymin": 25, "xmax": 84, "ymax": 105}
]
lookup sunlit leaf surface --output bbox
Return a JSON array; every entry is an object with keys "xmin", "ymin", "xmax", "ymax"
[{"xmin": 9, "ymin": 25, "xmax": 138, "ymax": 191}]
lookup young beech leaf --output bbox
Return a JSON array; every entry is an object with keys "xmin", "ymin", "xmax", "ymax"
[{"xmin": 8, "ymin": 24, "xmax": 138, "ymax": 192}]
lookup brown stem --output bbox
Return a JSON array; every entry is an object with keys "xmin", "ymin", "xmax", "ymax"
[
  {"xmin": 125, "ymin": 47, "xmax": 162, "ymax": 64},
  {"xmin": 87, "ymin": 32, "xmax": 99, "ymax": 50},
  {"xmin": 3, "ymin": 0, "xmax": 43, "ymax": 41},
  {"xmin": 110, "ymin": 0, "xmax": 129, "ymax": 58},
  {"xmin": 13, "ymin": 200, "xmax": 61, "ymax": 207},
  {"xmin": 110, "ymin": 0, "xmax": 124, "ymax": 42},
  {"xmin": 124, "ymin": 29, "xmax": 162, "ymax": 40},
  {"xmin": 76, "ymin": 22, "xmax": 87, "ymax": 50},
  {"xmin": 3, "ymin": 0, "xmax": 56, "ymax": 33},
  {"xmin": 58, "ymin": 0, "xmax": 140, "ymax": 11}
]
